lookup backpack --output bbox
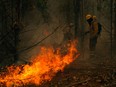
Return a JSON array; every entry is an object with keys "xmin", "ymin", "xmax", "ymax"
[{"xmin": 98, "ymin": 23, "xmax": 102, "ymax": 35}]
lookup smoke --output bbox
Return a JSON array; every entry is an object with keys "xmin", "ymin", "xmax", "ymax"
[{"xmin": 18, "ymin": 0, "xmax": 67, "ymax": 64}]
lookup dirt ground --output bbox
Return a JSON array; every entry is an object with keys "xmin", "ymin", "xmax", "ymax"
[
  {"xmin": 38, "ymin": 56, "xmax": 116, "ymax": 87},
  {"xmin": 1, "ymin": 46, "xmax": 115, "ymax": 87},
  {"xmin": 24, "ymin": 54, "xmax": 116, "ymax": 87}
]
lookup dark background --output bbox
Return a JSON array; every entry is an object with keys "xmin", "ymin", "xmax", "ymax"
[{"xmin": 0, "ymin": 0, "xmax": 115, "ymax": 66}]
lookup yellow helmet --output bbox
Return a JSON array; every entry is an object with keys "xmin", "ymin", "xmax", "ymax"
[
  {"xmin": 86, "ymin": 14, "xmax": 92, "ymax": 20},
  {"xmin": 93, "ymin": 15, "xmax": 97, "ymax": 20}
]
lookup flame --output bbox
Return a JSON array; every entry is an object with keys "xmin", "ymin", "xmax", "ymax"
[{"xmin": 0, "ymin": 40, "xmax": 79, "ymax": 87}]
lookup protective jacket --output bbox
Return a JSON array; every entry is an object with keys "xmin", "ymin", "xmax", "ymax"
[{"xmin": 90, "ymin": 20, "xmax": 99, "ymax": 39}]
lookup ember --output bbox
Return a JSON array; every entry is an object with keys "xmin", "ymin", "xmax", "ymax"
[{"xmin": 0, "ymin": 40, "xmax": 79, "ymax": 87}]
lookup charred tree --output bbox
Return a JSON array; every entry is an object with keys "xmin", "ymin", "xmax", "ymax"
[
  {"xmin": 65, "ymin": 0, "xmax": 72, "ymax": 24},
  {"xmin": 0, "ymin": 0, "xmax": 22, "ymax": 65},
  {"xmin": 110, "ymin": 0, "xmax": 113, "ymax": 58},
  {"xmin": 114, "ymin": 1, "xmax": 116, "ymax": 53},
  {"xmin": 73, "ymin": 0, "xmax": 81, "ymax": 38}
]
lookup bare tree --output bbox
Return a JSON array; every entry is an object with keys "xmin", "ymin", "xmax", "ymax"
[
  {"xmin": 114, "ymin": 0, "xmax": 116, "ymax": 53},
  {"xmin": 73, "ymin": 0, "xmax": 81, "ymax": 38}
]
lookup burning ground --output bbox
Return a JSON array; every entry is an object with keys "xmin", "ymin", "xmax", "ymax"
[
  {"xmin": 0, "ymin": 41, "xmax": 79, "ymax": 87},
  {"xmin": 0, "ymin": 40, "xmax": 116, "ymax": 87}
]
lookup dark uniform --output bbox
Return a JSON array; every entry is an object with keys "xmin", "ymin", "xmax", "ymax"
[{"xmin": 89, "ymin": 20, "xmax": 98, "ymax": 51}]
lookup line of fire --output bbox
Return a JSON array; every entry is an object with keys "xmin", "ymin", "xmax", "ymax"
[{"xmin": 0, "ymin": 0, "xmax": 116, "ymax": 87}]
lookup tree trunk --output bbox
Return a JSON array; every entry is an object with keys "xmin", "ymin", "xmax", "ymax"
[
  {"xmin": 110, "ymin": 0, "xmax": 113, "ymax": 58},
  {"xmin": 73, "ymin": 0, "xmax": 80, "ymax": 38},
  {"xmin": 114, "ymin": 1, "xmax": 116, "ymax": 52}
]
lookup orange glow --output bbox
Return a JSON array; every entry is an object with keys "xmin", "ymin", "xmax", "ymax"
[
  {"xmin": 0, "ymin": 40, "xmax": 79, "ymax": 86},
  {"xmin": 43, "ymin": 29, "xmax": 49, "ymax": 36}
]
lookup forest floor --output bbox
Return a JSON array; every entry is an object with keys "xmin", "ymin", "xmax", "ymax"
[
  {"xmin": 1, "ymin": 45, "xmax": 116, "ymax": 87},
  {"xmin": 39, "ymin": 55, "xmax": 116, "ymax": 87}
]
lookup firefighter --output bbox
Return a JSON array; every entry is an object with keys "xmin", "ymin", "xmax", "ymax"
[
  {"xmin": 85, "ymin": 14, "xmax": 99, "ymax": 57},
  {"xmin": 93, "ymin": 15, "xmax": 97, "ymax": 21},
  {"xmin": 63, "ymin": 23, "xmax": 74, "ymax": 42},
  {"xmin": 61, "ymin": 23, "xmax": 74, "ymax": 54}
]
